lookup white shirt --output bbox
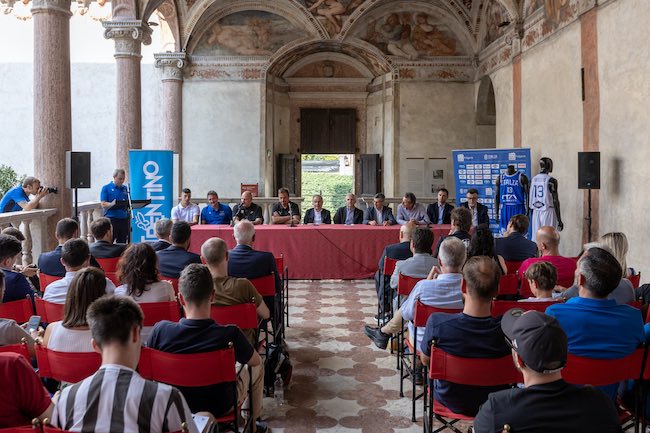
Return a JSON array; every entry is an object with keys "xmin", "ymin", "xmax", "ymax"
[
  {"xmin": 171, "ymin": 202, "xmax": 200, "ymax": 223},
  {"xmin": 313, "ymin": 209, "xmax": 322, "ymax": 224},
  {"xmin": 43, "ymin": 271, "xmax": 116, "ymax": 304},
  {"xmin": 470, "ymin": 206, "xmax": 478, "ymax": 227},
  {"xmin": 115, "ymin": 281, "xmax": 175, "ymax": 303}
]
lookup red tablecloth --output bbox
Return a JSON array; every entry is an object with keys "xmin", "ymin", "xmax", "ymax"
[{"xmin": 190, "ymin": 224, "xmax": 451, "ymax": 280}]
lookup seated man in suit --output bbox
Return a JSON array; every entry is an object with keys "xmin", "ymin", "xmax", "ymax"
[
  {"xmin": 233, "ymin": 191, "xmax": 263, "ymax": 225},
  {"xmin": 426, "ymin": 188, "xmax": 454, "ymax": 225},
  {"xmin": 156, "ymin": 221, "xmax": 202, "ymax": 279},
  {"xmin": 0, "ymin": 234, "xmax": 34, "ymax": 303},
  {"xmin": 364, "ymin": 193, "xmax": 396, "ymax": 226},
  {"xmin": 148, "ymin": 218, "xmax": 173, "ymax": 252},
  {"xmin": 228, "ymin": 221, "xmax": 281, "ymax": 322},
  {"xmin": 460, "ymin": 188, "xmax": 489, "ymax": 227},
  {"xmin": 304, "ymin": 194, "xmax": 331, "ymax": 224},
  {"xmin": 89, "ymin": 217, "xmax": 126, "ymax": 259},
  {"xmin": 333, "ymin": 193, "xmax": 363, "ymax": 225},
  {"xmin": 494, "ymin": 214, "xmax": 537, "ymax": 261},
  {"xmin": 38, "ymin": 218, "xmax": 100, "ymax": 277}
]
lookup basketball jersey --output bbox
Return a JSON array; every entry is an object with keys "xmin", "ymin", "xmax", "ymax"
[
  {"xmin": 529, "ymin": 173, "xmax": 553, "ymax": 211},
  {"xmin": 499, "ymin": 172, "xmax": 525, "ymax": 206}
]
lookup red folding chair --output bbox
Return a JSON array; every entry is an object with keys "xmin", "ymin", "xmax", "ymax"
[
  {"xmin": 503, "ymin": 260, "xmax": 522, "ymax": 275},
  {"xmin": 0, "ymin": 420, "xmax": 41, "ymax": 433},
  {"xmin": 274, "ymin": 255, "xmax": 289, "ymax": 329},
  {"xmin": 496, "ymin": 274, "xmax": 519, "ymax": 297},
  {"xmin": 402, "ymin": 299, "xmax": 462, "ymax": 422},
  {"xmin": 424, "ymin": 346, "xmax": 522, "ymax": 433},
  {"xmin": 35, "ymin": 344, "xmax": 101, "ymax": 385},
  {"xmin": 95, "ymin": 257, "xmax": 120, "ymax": 273},
  {"xmin": 249, "ymin": 273, "xmax": 281, "ymax": 347},
  {"xmin": 490, "ymin": 299, "xmax": 562, "ymax": 317},
  {"xmin": 34, "ymin": 298, "xmax": 64, "ymax": 323},
  {"xmin": 0, "ymin": 297, "xmax": 34, "ymax": 323},
  {"xmin": 518, "ymin": 277, "xmax": 534, "ymax": 299},
  {"xmin": 38, "ymin": 273, "xmax": 62, "ymax": 291},
  {"xmin": 249, "ymin": 274, "xmax": 275, "ymax": 297},
  {"xmin": 138, "ymin": 346, "xmax": 252, "ymax": 433},
  {"xmin": 211, "ymin": 303, "xmax": 260, "ymax": 352},
  {"xmin": 140, "ymin": 301, "xmax": 182, "ymax": 327},
  {"xmin": 394, "ymin": 274, "xmax": 424, "ymax": 364},
  {"xmin": 380, "ymin": 257, "xmax": 398, "ymax": 325},
  {"xmin": 628, "ymin": 273, "xmax": 641, "ymax": 289},
  {"xmin": 0, "ymin": 338, "xmax": 30, "ymax": 360}
]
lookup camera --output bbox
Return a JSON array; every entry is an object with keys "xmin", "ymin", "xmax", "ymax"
[{"xmin": 42, "ymin": 186, "xmax": 58, "ymax": 194}]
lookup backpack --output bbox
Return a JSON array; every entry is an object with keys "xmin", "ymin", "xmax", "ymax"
[{"xmin": 264, "ymin": 342, "xmax": 292, "ymax": 393}]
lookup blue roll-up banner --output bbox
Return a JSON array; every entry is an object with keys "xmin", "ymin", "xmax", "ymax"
[
  {"xmin": 128, "ymin": 150, "xmax": 174, "ymax": 243},
  {"xmin": 452, "ymin": 148, "xmax": 532, "ymax": 236}
]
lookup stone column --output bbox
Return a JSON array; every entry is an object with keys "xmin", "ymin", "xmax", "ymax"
[
  {"xmin": 32, "ymin": 0, "xmax": 73, "ymax": 250},
  {"xmin": 103, "ymin": 20, "xmax": 152, "ymax": 174}
]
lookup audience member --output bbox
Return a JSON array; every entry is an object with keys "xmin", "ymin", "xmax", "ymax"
[
  {"xmin": 271, "ymin": 187, "xmax": 300, "ymax": 225},
  {"xmin": 473, "ymin": 310, "xmax": 621, "ymax": 433},
  {"xmin": 99, "ymin": 168, "xmax": 130, "ymax": 243},
  {"xmin": 494, "ymin": 214, "xmax": 537, "ymax": 261},
  {"xmin": 38, "ymin": 218, "xmax": 100, "ymax": 277},
  {"xmin": 233, "ymin": 191, "xmax": 263, "ymax": 225},
  {"xmin": 201, "ymin": 190, "xmax": 233, "ymax": 225},
  {"xmin": 433, "ymin": 207, "xmax": 472, "ymax": 258},
  {"xmin": 0, "ymin": 270, "xmax": 35, "ymax": 352},
  {"xmin": 520, "ymin": 261, "xmax": 557, "ymax": 302},
  {"xmin": 468, "ymin": 227, "xmax": 507, "ymax": 275},
  {"xmin": 202, "ymin": 237, "xmax": 270, "ymax": 344},
  {"xmin": 601, "ymin": 232, "xmax": 634, "ymax": 277},
  {"xmin": 89, "ymin": 217, "xmax": 126, "ymax": 259},
  {"xmin": 546, "ymin": 246, "xmax": 645, "ymax": 399},
  {"xmin": 43, "ymin": 238, "xmax": 116, "ymax": 303},
  {"xmin": 156, "ymin": 221, "xmax": 201, "ymax": 279},
  {"xmin": 147, "ymin": 264, "xmax": 266, "ymax": 432},
  {"xmin": 363, "ymin": 193, "xmax": 396, "ymax": 226},
  {"xmin": 115, "ymin": 243, "xmax": 175, "ymax": 303},
  {"xmin": 426, "ymin": 188, "xmax": 454, "ymax": 225},
  {"xmin": 52, "ymin": 296, "xmax": 197, "ymax": 433},
  {"xmin": 304, "ymin": 194, "xmax": 332, "ymax": 224},
  {"xmin": 333, "ymin": 193, "xmax": 363, "ymax": 225},
  {"xmin": 2, "ymin": 227, "xmax": 38, "ymax": 281},
  {"xmin": 171, "ymin": 188, "xmax": 200, "ymax": 225},
  {"xmin": 460, "ymin": 188, "xmax": 489, "ymax": 227},
  {"xmin": 148, "ymin": 218, "xmax": 173, "ymax": 251},
  {"xmin": 374, "ymin": 224, "xmax": 415, "ymax": 318},
  {"xmin": 389, "ymin": 228, "xmax": 438, "ymax": 292},
  {"xmin": 42, "ymin": 267, "xmax": 107, "ymax": 353},
  {"xmin": 418, "ymin": 256, "xmax": 511, "ymax": 417},
  {"xmin": 365, "ymin": 237, "xmax": 466, "ymax": 351},
  {"xmin": 518, "ymin": 226, "xmax": 576, "ymax": 288},
  {"xmin": 396, "ymin": 192, "xmax": 429, "ymax": 225},
  {"xmin": 0, "ymin": 234, "xmax": 34, "ymax": 303},
  {"xmin": 0, "ymin": 176, "xmax": 49, "ymax": 213}
]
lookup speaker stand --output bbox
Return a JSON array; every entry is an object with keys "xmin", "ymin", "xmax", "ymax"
[
  {"xmin": 586, "ymin": 188, "xmax": 592, "ymax": 243},
  {"xmin": 73, "ymin": 188, "xmax": 79, "ymax": 222}
]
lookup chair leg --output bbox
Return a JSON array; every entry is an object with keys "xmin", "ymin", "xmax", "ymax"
[{"xmin": 412, "ymin": 342, "xmax": 417, "ymax": 422}]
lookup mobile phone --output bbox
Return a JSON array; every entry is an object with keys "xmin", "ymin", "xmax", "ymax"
[{"xmin": 27, "ymin": 315, "xmax": 41, "ymax": 332}]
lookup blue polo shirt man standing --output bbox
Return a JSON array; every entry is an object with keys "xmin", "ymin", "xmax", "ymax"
[
  {"xmin": 201, "ymin": 191, "xmax": 232, "ymax": 225},
  {"xmin": 0, "ymin": 176, "xmax": 48, "ymax": 214},
  {"xmin": 100, "ymin": 169, "xmax": 130, "ymax": 243}
]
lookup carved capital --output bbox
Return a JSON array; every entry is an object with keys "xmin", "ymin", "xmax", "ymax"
[
  {"xmin": 30, "ymin": 0, "xmax": 72, "ymax": 16},
  {"xmin": 103, "ymin": 20, "xmax": 152, "ymax": 58},
  {"xmin": 154, "ymin": 52, "xmax": 187, "ymax": 81}
]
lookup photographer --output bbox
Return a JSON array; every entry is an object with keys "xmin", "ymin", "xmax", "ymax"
[{"xmin": 0, "ymin": 176, "xmax": 51, "ymax": 214}]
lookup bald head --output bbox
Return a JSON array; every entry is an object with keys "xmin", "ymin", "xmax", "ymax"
[
  {"xmin": 234, "ymin": 220, "xmax": 255, "ymax": 245},
  {"xmin": 201, "ymin": 237, "xmax": 228, "ymax": 266},
  {"xmin": 536, "ymin": 226, "xmax": 560, "ymax": 255},
  {"xmin": 400, "ymin": 223, "xmax": 415, "ymax": 242}
]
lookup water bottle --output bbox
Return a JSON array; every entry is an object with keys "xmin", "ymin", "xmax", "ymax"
[{"xmin": 273, "ymin": 374, "xmax": 284, "ymax": 405}]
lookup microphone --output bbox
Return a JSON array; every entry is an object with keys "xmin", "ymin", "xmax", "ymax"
[{"xmin": 288, "ymin": 202, "xmax": 295, "ymax": 227}]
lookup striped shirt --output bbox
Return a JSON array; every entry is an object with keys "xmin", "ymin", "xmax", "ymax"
[{"xmin": 52, "ymin": 364, "xmax": 198, "ymax": 433}]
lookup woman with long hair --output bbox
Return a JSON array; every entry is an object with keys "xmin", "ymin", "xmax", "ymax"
[
  {"xmin": 114, "ymin": 243, "xmax": 175, "ymax": 303},
  {"xmin": 467, "ymin": 227, "xmax": 508, "ymax": 275}
]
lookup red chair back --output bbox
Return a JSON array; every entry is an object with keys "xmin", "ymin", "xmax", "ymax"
[
  {"xmin": 249, "ymin": 274, "xmax": 275, "ymax": 297},
  {"xmin": 96, "ymin": 257, "xmax": 120, "ymax": 273},
  {"xmin": 519, "ymin": 278, "xmax": 533, "ymax": 298},
  {"xmin": 628, "ymin": 273, "xmax": 641, "ymax": 289},
  {"xmin": 34, "ymin": 297, "xmax": 64, "ymax": 323},
  {"xmin": 138, "ymin": 346, "xmax": 236, "ymax": 387},
  {"xmin": 428, "ymin": 346, "xmax": 522, "ymax": 385},
  {"xmin": 503, "ymin": 260, "xmax": 522, "ymax": 275},
  {"xmin": 384, "ymin": 257, "xmax": 398, "ymax": 276},
  {"xmin": 0, "ymin": 340, "xmax": 30, "ymax": 360},
  {"xmin": 275, "ymin": 256, "xmax": 284, "ymax": 273},
  {"xmin": 162, "ymin": 278, "xmax": 179, "ymax": 296},
  {"xmin": 490, "ymin": 300, "xmax": 562, "ymax": 317},
  {"xmin": 0, "ymin": 298, "xmax": 34, "ymax": 323},
  {"xmin": 413, "ymin": 299, "xmax": 462, "ymax": 327},
  {"xmin": 39, "ymin": 273, "xmax": 62, "ymax": 291},
  {"xmin": 140, "ymin": 301, "xmax": 181, "ymax": 327},
  {"xmin": 0, "ymin": 425, "xmax": 40, "ymax": 433},
  {"xmin": 210, "ymin": 303, "xmax": 258, "ymax": 331},
  {"xmin": 497, "ymin": 274, "xmax": 519, "ymax": 296},
  {"xmin": 35, "ymin": 345, "xmax": 101, "ymax": 383},
  {"xmin": 564, "ymin": 348, "xmax": 645, "ymax": 386},
  {"xmin": 397, "ymin": 274, "xmax": 423, "ymax": 297}
]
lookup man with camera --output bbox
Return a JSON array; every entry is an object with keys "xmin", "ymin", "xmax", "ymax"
[{"xmin": 0, "ymin": 176, "xmax": 52, "ymax": 214}]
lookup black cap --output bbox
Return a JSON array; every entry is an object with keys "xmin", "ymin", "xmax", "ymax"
[{"xmin": 501, "ymin": 309, "xmax": 567, "ymax": 373}]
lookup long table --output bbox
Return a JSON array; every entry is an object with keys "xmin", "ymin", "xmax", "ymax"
[{"xmin": 190, "ymin": 224, "xmax": 451, "ymax": 280}]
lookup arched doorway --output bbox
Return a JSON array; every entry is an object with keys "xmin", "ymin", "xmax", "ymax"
[{"xmin": 476, "ymin": 75, "xmax": 497, "ymax": 147}]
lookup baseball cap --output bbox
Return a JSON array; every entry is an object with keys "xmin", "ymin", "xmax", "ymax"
[{"xmin": 501, "ymin": 309, "xmax": 568, "ymax": 373}]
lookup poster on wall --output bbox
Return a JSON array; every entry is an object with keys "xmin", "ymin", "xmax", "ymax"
[
  {"xmin": 452, "ymin": 148, "xmax": 531, "ymax": 235},
  {"xmin": 129, "ymin": 150, "xmax": 174, "ymax": 243}
]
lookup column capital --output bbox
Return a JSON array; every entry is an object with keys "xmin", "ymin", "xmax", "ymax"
[
  {"xmin": 103, "ymin": 20, "xmax": 152, "ymax": 58},
  {"xmin": 154, "ymin": 52, "xmax": 187, "ymax": 81},
  {"xmin": 30, "ymin": 0, "xmax": 72, "ymax": 16}
]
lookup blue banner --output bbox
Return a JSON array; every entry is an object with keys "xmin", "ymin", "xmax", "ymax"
[
  {"xmin": 128, "ymin": 150, "xmax": 174, "ymax": 243},
  {"xmin": 452, "ymin": 148, "xmax": 532, "ymax": 236}
]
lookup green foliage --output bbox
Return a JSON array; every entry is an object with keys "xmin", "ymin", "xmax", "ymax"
[
  {"xmin": 302, "ymin": 154, "xmax": 339, "ymax": 161},
  {"xmin": 302, "ymin": 172, "xmax": 353, "ymax": 210},
  {"xmin": 0, "ymin": 165, "xmax": 23, "ymax": 198}
]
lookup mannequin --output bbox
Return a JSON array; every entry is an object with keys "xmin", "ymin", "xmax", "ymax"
[
  {"xmin": 529, "ymin": 157, "xmax": 563, "ymax": 234},
  {"xmin": 495, "ymin": 164, "xmax": 529, "ymax": 233}
]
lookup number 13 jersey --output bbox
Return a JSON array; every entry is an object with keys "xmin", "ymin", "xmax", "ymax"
[{"xmin": 529, "ymin": 173, "xmax": 553, "ymax": 210}]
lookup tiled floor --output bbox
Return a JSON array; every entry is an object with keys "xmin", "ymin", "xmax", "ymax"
[{"xmin": 264, "ymin": 280, "xmax": 463, "ymax": 433}]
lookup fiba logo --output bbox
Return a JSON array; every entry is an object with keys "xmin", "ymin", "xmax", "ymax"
[{"xmin": 457, "ymin": 154, "xmax": 465, "ymax": 162}]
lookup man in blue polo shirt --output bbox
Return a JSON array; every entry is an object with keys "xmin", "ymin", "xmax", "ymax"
[
  {"xmin": 0, "ymin": 176, "xmax": 49, "ymax": 214},
  {"xmin": 200, "ymin": 190, "xmax": 232, "ymax": 225},
  {"xmin": 99, "ymin": 169, "xmax": 130, "ymax": 243}
]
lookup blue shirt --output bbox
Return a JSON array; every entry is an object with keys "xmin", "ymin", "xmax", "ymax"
[
  {"xmin": 201, "ymin": 203, "xmax": 233, "ymax": 225},
  {"xmin": 100, "ymin": 181, "xmax": 128, "ymax": 219},
  {"xmin": 0, "ymin": 185, "xmax": 28, "ymax": 213},
  {"xmin": 1, "ymin": 269, "xmax": 35, "ymax": 303}
]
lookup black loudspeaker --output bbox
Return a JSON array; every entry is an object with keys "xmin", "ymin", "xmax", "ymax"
[
  {"xmin": 578, "ymin": 151, "xmax": 600, "ymax": 189},
  {"xmin": 66, "ymin": 151, "xmax": 91, "ymax": 189}
]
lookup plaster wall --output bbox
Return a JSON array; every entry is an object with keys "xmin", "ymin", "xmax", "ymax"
[
  {"xmin": 597, "ymin": 0, "xmax": 650, "ymax": 272},
  {"xmin": 366, "ymin": 92, "xmax": 384, "ymax": 155},
  {"xmin": 521, "ymin": 22, "xmax": 583, "ymax": 256},
  {"xmin": 182, "ymin": 80, "xmax": 263, "ymax": 198},
  {"xmin": 490, "ymin": 63, "xmax": 514, "ymax": 148},
  {"xmin": 383, "ymin": 84, "xmax": 396, "ymax": 197}
]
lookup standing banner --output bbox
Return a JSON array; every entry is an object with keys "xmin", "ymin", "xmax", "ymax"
[
  {"xmin": 452, "ymin": 148, "xmax": 531, "ymax": 236},
  {"xmin": 129, "ymin": 150, "xmax": 174, "ymax": 243}
]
